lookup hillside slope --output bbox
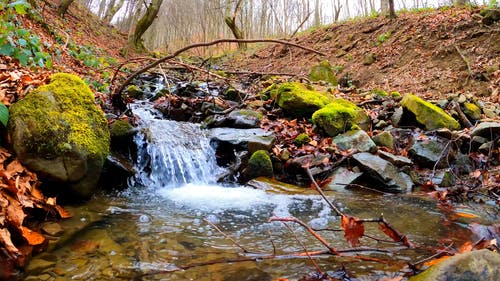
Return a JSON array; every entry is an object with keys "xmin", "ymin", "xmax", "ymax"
[{"xmin": 226, "ymin": 7, "xmax": 499, "ymax": 102}]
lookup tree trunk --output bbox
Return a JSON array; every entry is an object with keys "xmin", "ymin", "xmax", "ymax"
[
  {"xmin": 57, "ymin": 0, "xmax": 75, "ymax": 18},
  {"xmin": 130, "ymin": 0, "xmax": 164, "ymax": 51},
  {"xmin": 388, "ymin": 0, "xmax": 396, "ymax": 19},
  {"xmin": 104, "ymin": 0, "xmax": 125, "ymax": 23},
  {"xmin": 224, "ymin": 0, "xmax": 246, "ymax": 49}
]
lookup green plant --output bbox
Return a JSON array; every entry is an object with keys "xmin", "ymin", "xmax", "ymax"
[
  {"xmin": 488, "ymin": 0, "xmax": 498, "ymax": 7},
  {"xmin": 377, "ymin": 31, "xmax": 392, "ymax": 45},
  {"xmin": 0, "ymin": 0, "xmax": 52, "ymax": 68},
  {"xmin": 0, "ymin": 103, "xmax": 9, "ymax": 127}
]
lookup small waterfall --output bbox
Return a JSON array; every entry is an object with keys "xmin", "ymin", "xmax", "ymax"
[{"xmin": 130, "ymin": 102, "xmax": 222, "ymax": 189}]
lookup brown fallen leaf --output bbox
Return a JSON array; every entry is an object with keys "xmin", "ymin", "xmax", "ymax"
[
  {"xmin": 20, "ymin": 226, "xmax": 45, "ymax": 246},
  {"xmin": 341, "ymin": 214, "xmax": 364, "ymax": 247},
  {"xmin": 0, "ymin": 227, "xmax": 20, "ymax": 257}
]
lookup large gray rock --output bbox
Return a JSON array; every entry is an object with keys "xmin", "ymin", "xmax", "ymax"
[
  {"xmin": 210, "ymin": 127, "xmax": 274, "ymax": 154},
  {"xmin": 8, "ymin": 73, "xmax": 110, "ymax": 199},
  {"xmin": 409, "ymin": 136, "xmax": 454, "ymax": 169},
  {"xmin": 205, "ymin": 109, "xmax": 263, "ymax": 129},
  {"xmin": 332, "ymin": 130, "xmax": 376, "ymax": 152},
  {"xmin": 352, "ymin": 152, "xmax": 413, "ymax": 193},
  {"xmin": 471, "ymin": 122, "xmax": 500, "ymax": 139},
  {"xmin": 410, "ymin": 249, "xmax": 500, "ymax": 281}
]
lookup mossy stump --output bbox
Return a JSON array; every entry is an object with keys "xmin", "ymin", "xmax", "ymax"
[{"xmin": 8, "ymin": 73, "xmax": 110, "ymax": 199}]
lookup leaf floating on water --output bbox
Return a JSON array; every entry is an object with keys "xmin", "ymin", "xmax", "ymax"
[
  {"xmin": 378, "ymin": 221, "xmax": 413, "ymax": 248},
  {"xmin": 341, "ymin": 214, "xmax": 364, "ymax": 247},
  {"xmin": 56, "ymin": 205, "xmax": 72, "ymax": 219}
]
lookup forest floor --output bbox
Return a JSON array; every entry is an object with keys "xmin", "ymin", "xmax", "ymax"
[{"xmin": 0, "ymin": 1, "xmax": 499, "ymax": 279}]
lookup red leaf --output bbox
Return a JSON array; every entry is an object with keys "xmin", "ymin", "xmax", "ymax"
[
  {"xmin": 341, "ymin": 215, "xmax": 364, "ymax": 247},
  {"xmin": 379, "ymin": 221, "xmax": 413, "ymax": 248}
]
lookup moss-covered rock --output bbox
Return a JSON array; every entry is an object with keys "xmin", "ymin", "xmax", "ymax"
[
  {"xmin": 8, "ymin": 73, "xmax": 110, "ymax": 199},
  {"xmin": 293, "ymin": 133, "xmax": 311, "ymax": 146},
  {"xmin": 110, "ymin": 120, "xmax": 135, "ymax": 138},
  {"xmin": 245, "ymin": 150, "xmax": 273, "ymax": 179},
  {"xmin": 312, "ymin": 98, "xmax": 370, "ymax": 137},
  {"xmin": 275, "ymin": 82, "xmax": 332, "ymax": 118},
  {"xmin": 126, "ymin": 85, "xmax": 144, "ymax": 99},
  {"xmin": 463, "ymin": 102, "xmax": 481, "ymax": 120},
  {"xmin": 400, "ymin": 94, "xmax": 460, "ymax": 130},
  {"xmin": 309, "ymin": 60, "xmax": 338, "ymax": 86}
]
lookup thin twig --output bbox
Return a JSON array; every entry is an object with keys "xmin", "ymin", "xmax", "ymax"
[
  {"xmin": 270, "ymin": 217, "xmax": 338, "ymax": 255},
  {"xmin": 306, "ymin": 167, "xmax": 343, "ymax": 217},
  {"xmin": 281, "ymin": 221, "xmax": 324, "ymax": 274},
  {"xmin": 204, "ymin": 219, "xmax": 250, "ymax": 253}
]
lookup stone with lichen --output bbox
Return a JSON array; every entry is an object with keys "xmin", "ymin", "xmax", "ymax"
[{"xmin": 8, "ymin": 73, "xmax": 110, "ymax": 199}]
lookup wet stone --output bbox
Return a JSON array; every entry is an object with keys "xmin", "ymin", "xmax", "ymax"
[
  {"xmin": 378, "ymin": 150, "xmax": 413, "ymax": 167},
  {"xmin": 352, "ymin": 152, "xmax": 413, "ymax": 193},
  {"xmin": 210, "ymin": 128, "xmax": 275, "ymax": 154},
  {"xmin": 41, "ymin": 222, "xmax": 64, "ymax": 237},
  {"xmin": 409, "ymin": 136, "xmax": 454, "ymax": 169},
  {"xmin": 25, "ymin": 258, "xmax": 56, "ymax": 275},
  {"xmin": 372, "ymin": 131, "xmax": 395, "ymax": 149},
  {"xmin": 332, "ymin": 130, "xmax": 376, "ymax": 152},
  {"xmin": 327, "ymin": 167, "xmax": 363, "ymax": 190}
]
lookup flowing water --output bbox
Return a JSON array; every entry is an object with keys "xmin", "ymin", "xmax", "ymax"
[{"xmin": 22, "ymin": 100, "xmax": 497, "ymax": 281}]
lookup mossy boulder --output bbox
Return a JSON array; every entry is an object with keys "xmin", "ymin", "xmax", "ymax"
[
  {"xmin": 312, "ymin": 98, "xmax": 370, "ymax": 137},
  {"xmin": 400, "ymin": 94, "xmax": 460, "ymax": 130},
  {"xmin": 245, "ymin": 150, "xmax": 273, "ymax": 179},
  {"xmin": 8, "ymin": 73, "xmax": 110, "ymax": 199},
  {"xmin": 275, "ymin": 82, "xmax": 332, "ymax": 118},
  {"xmin": 125, "ymin": 85, "xmax": 144, "ymax": 99},
  {"xmin": 309, "ymin": 60, "xmax": 338, "ymax": 86},
  {"xmin": 463, "ymin": 102, "xmax": 481, "ymax": 120}
]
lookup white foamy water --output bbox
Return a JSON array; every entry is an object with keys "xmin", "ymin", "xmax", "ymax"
[{"xmin": 158, "ymin": 184, "xmax": 287, "ymax": 211}]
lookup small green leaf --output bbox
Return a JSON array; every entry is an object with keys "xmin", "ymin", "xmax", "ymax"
[
  {"xmin": 16, "ymin": 52, "xmax": 28, "ymax": 65},
  {"xmin": 17, "ymin": 38, "xmax": 27, "ymax": 47},
  {"xmin": 0, "ymin": 43, "xmax": 14, "ymax": 56},
  {"xmin": 0, "ymin": 103, "xmax": 9, "ymax": 127}
]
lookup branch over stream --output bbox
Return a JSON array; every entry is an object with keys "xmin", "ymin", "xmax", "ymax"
[{"xmin": 114, "ymin": 38, "xmax": 325, "ymax": 97}]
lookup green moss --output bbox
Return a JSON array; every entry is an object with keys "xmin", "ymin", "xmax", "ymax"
[
  {"xmin": 400, "ymin": 94, "xmax": 460, "ymax": 130},
  {"xmin": 275, "ymin": 82, "xmax": 333, "ymax": 118},
  {"xmin": 110, "ymin": 120, "xmax": 134, "ymax": 138},
  {"xmin": 247, "ymin": 150, "xmax": 273, "ymax": 178},
  {"xmin": 391, "ymin": 91, "xmax": 402, "ymax": 98},
  {"xmin": 260, "ymin": 83, "xmax": 279, "ymax": 101},
  {"xmin": 9, "ymin": 73, "xmax": 110, "ymax": 159},
  {"xmin": 371, "ymin": 88, "xmax": 388, "ymax": 97},
  {"xmin": 293, "ymin": 133, "xmax": 311, "ymax": 146},
  {"xmin": 126, "ymin": 85, "xmax": 144, "ymax": 99},
  {"xmin": 235, "ymin": 109, "xmax": 263, "ymax": 120},
  {"xmin": 463, "ymin": 102, "xmax": 481, "ymax": 120},
  {"xmin": 312, "ymin": 98, "xmax": 369, "ymax": 137},
  {"xmin": 309, "ymin": 60, "xmax": 338, "ymax": 86},
  {"xmin": 224, "ymin": 88, "xmax": 240, "ymax": 101}
]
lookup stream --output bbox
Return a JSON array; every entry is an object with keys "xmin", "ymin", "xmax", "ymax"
[{"xmin": 23, "ymin": 83, "xmax": 497, "ymax": 281}]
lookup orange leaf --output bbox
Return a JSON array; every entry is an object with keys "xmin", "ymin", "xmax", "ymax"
[
  {"xmin": 379, "ymin": 221, "xmax": 412, "ymax": 248},
  {"xmin": 459, "ymin": 241, "xmax": 473, "ymax": 253},
  {"xmin": 341, "ymin": 215, "xmax": 364, "ymax": 247},
  {"xmin": 454, "ymin": 212, "xmax": 478, "ymax": 219},
  {"xmin": 56, "ymin": 205, "xmax": 72, "ymax": 219},
  {"xmin": 20, "ymin": 226, "xmax": 45, "ymax": 246}
]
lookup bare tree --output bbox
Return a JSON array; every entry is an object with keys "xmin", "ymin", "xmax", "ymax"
[
  {"xmin": 224, "ymin": 0, "xmax": 246, "ymax": 49},
  {"xmin": 130, "ymin": 0, "xmax": 164, "ymax": 50}
]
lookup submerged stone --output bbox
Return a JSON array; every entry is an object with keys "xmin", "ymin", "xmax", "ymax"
[
  {"xmin": 352, "ymin": 152, "xmax": 413, "ymax": 193},
  {"xmin": 332, "ymin": 130, "xmax": 376, "ymax": 152},
  {"xmin": 400, "ymin": 94, "xmax": 460, "ymax": 130},
  {"xmin": 312, "ymin": 99, "xmax": 370, "ymax": 137},
  {"xmin": 8, "ymin": 73, "xmax": 110, "ymax": 199},
  {"xmin": 274, "ymin": 82, "xmax": 332, "ymax": 118}
]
